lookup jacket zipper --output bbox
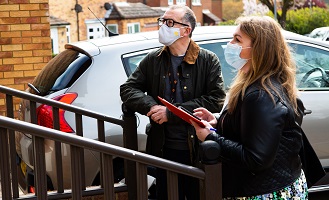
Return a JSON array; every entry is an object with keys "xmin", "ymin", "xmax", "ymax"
[{"xmin": 220, "ymin": 111, "xmax": 227, "ymax": 135}]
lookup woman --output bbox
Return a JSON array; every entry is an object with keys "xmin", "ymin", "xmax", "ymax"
[{"xmin": 191, "ymin": 16, "xmax": 308, "ymax": 199}]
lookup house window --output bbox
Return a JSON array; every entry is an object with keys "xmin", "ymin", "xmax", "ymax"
[
  {"xmin": 127, "ymin": 23, "xmax": 140, "ymax": 34},
  {"xmin": 85, "ymin": 19, "xmax": 106, "ymax": 39},
  {"xmin": 168, "ymin": 0, "xmax": 173, "ymax": 5},
  {"xmin": 176, "ymin": 0, "xmax": 186, "ymax": 4},
  {"xmin": 50, "ymin": 28, "xmax": 59, "ymax": 54},
  {"xmin": 66, "ymin": 25, "xmax": 71, "ymax": 43},
  {"xmin": 192, "ymin": 0, "xmax": 201, "ymax": 5},
  {"xmin": 106, "ymin": 24, "xmax": 118, "ymax": 36}
]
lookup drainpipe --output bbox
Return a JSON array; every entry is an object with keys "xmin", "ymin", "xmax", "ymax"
[
  {"xmin": 76, "ymin": 0, "xmax": 80, "ymax": 41},
  {"xmin": 72, "ymin": 0, "xmax": 84, "ymax": 41}
]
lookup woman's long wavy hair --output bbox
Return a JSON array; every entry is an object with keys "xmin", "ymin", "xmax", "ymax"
[{"xmin": 227, "ymin": 16, "xmax": 298, "ymax": 114}]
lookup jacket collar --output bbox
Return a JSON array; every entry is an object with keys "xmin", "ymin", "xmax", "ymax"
[{"xmin": 158, "ymin": 40, "xmax": 200, "ymax": 64}]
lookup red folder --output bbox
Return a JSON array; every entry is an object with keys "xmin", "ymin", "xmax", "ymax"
[{"xmin": 158, "ymin": 96, "xmax": 205, "ymax": 128}]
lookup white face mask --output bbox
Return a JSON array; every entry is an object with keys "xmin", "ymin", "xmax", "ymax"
[
  {"xmin": 224, "ymin": 43, "xmax": 251, "ymax": 70},
  {"xmin": 158, "ymin": 25, "xmax": 182, "ymax": 46}
]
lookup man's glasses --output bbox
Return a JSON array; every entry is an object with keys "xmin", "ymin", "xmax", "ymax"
[{"xmin": 157, "ymin": 18, "xmax": 189, "ymax": 27}]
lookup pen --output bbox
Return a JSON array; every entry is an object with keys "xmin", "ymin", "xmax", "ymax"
[{"xmin": 208, "ymin": 127, "xmax": 217, "ymax": 132}]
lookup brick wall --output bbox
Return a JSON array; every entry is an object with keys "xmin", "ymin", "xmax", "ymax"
[{"xmin": 0, "ymin": 0, "xmax": 52, "ymax": 117}]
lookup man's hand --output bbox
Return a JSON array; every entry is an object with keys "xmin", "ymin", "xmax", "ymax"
[{"xmin": 147, "ymin": 105, "xmax": 168, "ymax": 124}]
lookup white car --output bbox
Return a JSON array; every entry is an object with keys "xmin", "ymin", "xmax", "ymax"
[
  {"xmin": 16, "ymin": 25, "xmax": 329, "ymax": 193},
  {"xmin": 308, "ymin": 27, "xmax": 329, "ymax": 42}
]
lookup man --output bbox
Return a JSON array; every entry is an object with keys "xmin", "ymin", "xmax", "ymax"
[{"xmin": 120, "ymin": 5, "xmax": 226, "ymax": 200}]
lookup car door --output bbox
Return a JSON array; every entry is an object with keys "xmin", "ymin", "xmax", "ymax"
[
  {"xmin": 122, "ymin": 38, "xmax": 329, "ymax": 171},
  {"xmin": 199, "ymin": 38, "xmax": 329, "ymax": 170},
  {"xmin": 288, "ymin": 40, "xmax": 329, "ymax": 168}
]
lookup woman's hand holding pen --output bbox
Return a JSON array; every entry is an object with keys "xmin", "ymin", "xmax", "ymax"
[
  {"xmin": 193, "ymin": 107, "xmax": 218, "ymax": 127},
  {"xmin": 189, "ymin": 107, "xmax": 218, "ymax": 141},
  {"xmin": 190, "ymin": 120, "xmax": 215, "ymax": 142}
]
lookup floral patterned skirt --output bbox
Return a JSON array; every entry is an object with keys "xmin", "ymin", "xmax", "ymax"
[{"xmin": 223, "ymin": 170, "xmax": 308, "ymax": 200}]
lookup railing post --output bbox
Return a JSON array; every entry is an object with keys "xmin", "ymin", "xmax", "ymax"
[
  {"xmin": 33, "ymin": 136, "xmax": 48, "ymax": 200},
  {"xmin": 121, "ymin": 103, "xmax": 138, "ymax": 200},
  {"xmin": 6, "ymin": 94, "xmax": 20, "ymax": 198},
  {"xmin": 0, "ymin": 127, "xmax": 13, "ymax": 200},
  {"xmin": 199, "ymin": 140, "xmax": 222, "ymax": 200}
]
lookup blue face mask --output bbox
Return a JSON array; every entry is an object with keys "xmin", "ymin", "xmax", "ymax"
[{"xmin": 224, "ymin": 43, "xmax": 251, "ymax": 70}]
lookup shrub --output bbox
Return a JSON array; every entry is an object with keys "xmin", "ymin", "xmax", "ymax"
[
  {"xmin": 222, "ymin": 0, "xmax": 244, "ymax": 21},
  {"xmin": 219, "ymin": 19, "xmax": 236, "ymax": 25},
  {"xmin": 285, "ymin": 7, "xmax": 329, "ymax": 35}
]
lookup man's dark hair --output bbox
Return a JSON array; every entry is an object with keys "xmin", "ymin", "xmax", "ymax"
[
  {"xmin": 183, "ymin": 7, "xmax": 196, "ymax": 37},
  {"xmin": 169, "ymin": 5, "xmax": 196, "ymax": 38}
]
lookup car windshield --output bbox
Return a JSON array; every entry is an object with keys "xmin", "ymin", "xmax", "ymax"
[
  {"xmin": 290, "ymin": 43, "xmax": 329, "ymax": 88},
  {"xmin": 309, "ymin": 28, "xmax": 329, "ymax": 40}
]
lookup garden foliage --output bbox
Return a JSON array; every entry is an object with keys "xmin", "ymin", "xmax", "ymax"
[{"xmin": 285, "ymin": 7, "xmax": 329, "ymax": 35}]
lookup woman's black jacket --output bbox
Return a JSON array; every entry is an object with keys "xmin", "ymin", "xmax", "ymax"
[{"xmin": 206, "ymin": 81, "xmax": 303, "ymax": 197}]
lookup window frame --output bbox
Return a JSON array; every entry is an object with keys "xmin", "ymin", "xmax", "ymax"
[
  {"xmin": 127, "ymin": 22, "xmax": 140, "ymax": 34},
  {"xmin": 106, "ymin": 24, "xmax": 118, "ymax": 36}
]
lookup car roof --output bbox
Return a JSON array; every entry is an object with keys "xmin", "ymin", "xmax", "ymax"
[
  {"xmin": 65, "ymin": 25, "xmax": 329, "ymax": 57},
  {"xmin": 311, "ymin": 26, "xmax": 329, "ymax": 32},
  {"xmin": 309, "ymin": 27, "xmax": 329, "ymax": 41}
]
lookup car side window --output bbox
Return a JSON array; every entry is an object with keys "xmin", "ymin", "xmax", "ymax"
[
  {"xmin": 289, "ymin": 42, "xmax": 329, "ymax": 90},
  {"xmin": 122, "ymin": 49, "xmax": 156, "ymax": 77},
  {"xmin": 122, "ymin": 54, "xmax": 147, "ymax": 76},
  {"xmin": 199, "ymin": 41, "xmax": 235, "ymax": 91},
  {"xmin": 123, "ymin": 42, "xmax": 235, "ymax": 90}
]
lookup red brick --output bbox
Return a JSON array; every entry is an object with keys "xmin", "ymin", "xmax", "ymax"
[
  {"xmin": 43, "ymin": 55, "xmax": 52, "ymax": 62},
  {"xmin": 20, "ymin": 4, "xmax": 39, "ymax": 10},
  {"xmin": 22, "ymin": 30, "xmax": 41, "ymax": 37},
  {"xmin": 31, "ymin": 23, "xmax": 49, "ymax": 30},
  {"xmin": 21, "ymin": 17, "xmax": 41, "ymax": 24},
  {"xmin": 0, "ymin": 11, "xmax": 9, "ymax": 17},
  {"xmin": 0, "ymin": 38, "xmax": 11, "ymax": 44},
  {"xmin": 41, "ymin": 29, "xmax": 49, "ymax": 36},
  {"xmin": 0, "ymin": 51, "xmax": 13, "ymax": 58},
  {"xmin": 40, "ymin": 3, "xmax": 48, "ymax": 10},
  {"xmin": 12, "ymin": 37, "xmax": 32, "ymax": 44},
  {"xmin": 0, "ymin": 17, "xmax": 20, "ymax": 24},
  {"xmin": 10, "ymin": 11, "xmax": 30, "ymax": 17},
  {"xmin": 0, "ymin": 24, "xmax": 10, "ymax": 31},
  {"xmin": 9, "ymin": 0, "xmax": 29, "ymax": 3},
  {"xmin": 33, "ymin": 49, "xmax": 49, "ymax": 56},
  {"xmin": 0, "ymin": 0, "xmax": 9, "ymax": 4},
  {"xmin": 14, "ymin": 77, "xmax": 34, "ymax": 84},
  {"xmin": 1, "ymin": 31, "xmax": 21, "ymax": 37},
  {"xmin": 23, "ymin": 43, "xmax": 42, "ymax": 50},
  {"xmin": 0, "ymin": 65, "xmax": 13, "ymax": 71},
  {"xmin": 30, "ymin": 10, "xmax": 48, "ymax": 17},
  {"xmin": 42, "ymin": 42, "xmax": 51, "ymax": 49}
]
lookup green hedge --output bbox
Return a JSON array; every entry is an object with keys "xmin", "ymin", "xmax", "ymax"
[
  {"xmin": 219, "ymin": 7, "xmax": 329, "ymax": 35},
  {"xmin": 219, "ymin": 19, "xmax": 236, "ymax": 25},
  {"xmin": 286, "ymin": 7, "xmax": 329, "ymax": 35}
]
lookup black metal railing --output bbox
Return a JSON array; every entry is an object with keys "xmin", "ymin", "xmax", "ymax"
[{"xmin": 0, "ymin": 85, "xmax": 222, "ymax": 200}]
